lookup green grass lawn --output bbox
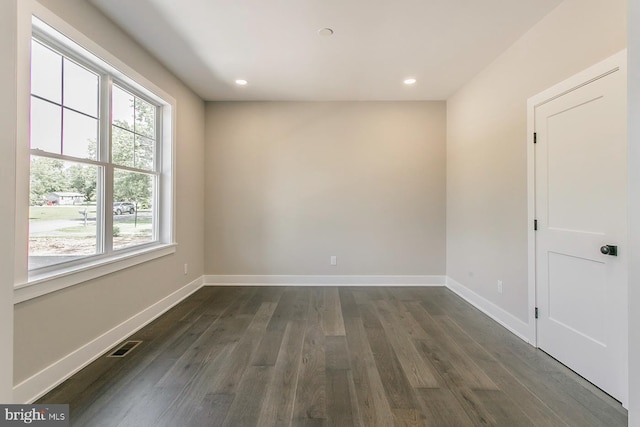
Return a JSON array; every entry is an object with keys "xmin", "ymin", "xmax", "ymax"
[
  {"xmin": 116, "ymin": 216, "xmax": 152, "ymax": 225},
  {"xmin": 56, "ymin": 216, "xmax": 151, "ymax": 235},
  {"xmin": 29, "ymin": 205, "xmax": 95, "ymax": 221},
  {"xmin": 57, "ymin": 225, "xmax": 97, "ymax": 235}
]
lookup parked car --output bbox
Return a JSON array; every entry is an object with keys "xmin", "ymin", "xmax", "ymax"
[{"xmin": 113, "ymin": 202, "xmax": 135, "ymax": 215}]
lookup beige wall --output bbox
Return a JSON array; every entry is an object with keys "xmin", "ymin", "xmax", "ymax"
[
  {"xmin": 205, "ymin": 102, "xmax": 446, "ymax": 275},
  {"xmin": 446, "ymin": 0, "xmax": 626, "ymax": 322},
  {"xmin": 0, "ymin": 0, "xmax": 18, "ymax": 402},
  {"xmin": 12, "ymin": 0, "xmax": 205, "ymax": 385}
]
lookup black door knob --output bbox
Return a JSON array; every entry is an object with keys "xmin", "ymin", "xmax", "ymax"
[{"xmin": 601, "ymin": 245, "xmax": 618, "ymax": 256}]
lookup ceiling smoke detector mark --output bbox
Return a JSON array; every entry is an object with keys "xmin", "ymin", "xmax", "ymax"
[
  {"xmin": 235, "ymin": 79, "xmax": 248, "ymax": 86},
  {"xmin": 318, "ymin": 28, "xmax": 334, "ymax": 37},
  {"xmin": 404, "ymin": 78, "xmax": 417, "ymax": 85},
  {"xmin": 107, "ymin": 340, "xmax": 142, "ymax": 358}
]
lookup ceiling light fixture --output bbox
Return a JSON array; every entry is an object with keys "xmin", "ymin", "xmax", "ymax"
[
  {"xmin": 235, "ymin": 79, "xmax": 248, "ymax": 86},
  {"xmin": 404, "ymin": 78, "xmax": 417, "ymax": 85},
  {"xmin": 318, "ymin": 28, "xmax": 334, "ymax": 37}
]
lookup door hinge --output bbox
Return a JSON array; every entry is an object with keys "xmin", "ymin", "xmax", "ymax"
[
  {"xmin": 535, "ymin": 307, "xmax": 539, "ymax": 319},
  {"xmin": 534, "ymin": 219, "xmax": 538, "ymax": 231},
  {"xmin": 533, "ymin": 132, "xmax": 537, "ymax": 144}
]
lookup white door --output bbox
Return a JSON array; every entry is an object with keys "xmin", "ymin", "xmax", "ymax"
[{"xmin": 534, "ymin": 52, "xmax": 627, "ymax": 403}]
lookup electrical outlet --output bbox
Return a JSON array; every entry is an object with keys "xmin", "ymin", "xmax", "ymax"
[
  {"xmin": 497, "ymin": 280, "xmax": 503, "ymax": 294},
  {"xmin": 184, "ymin": 263, "xmax": 188, "ymax": 275},
  {"xmin": 330, "ymin": 256, "xmax": 337, "ymax": 266}
]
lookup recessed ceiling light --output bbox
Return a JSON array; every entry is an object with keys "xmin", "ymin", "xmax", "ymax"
[
  {"xmin": 318, "ymin": 28, "xmax": 334, "ymax": 37},
  {"xmin": 404, "ymin": 78, "xmax": 417, "ymax": 85},
  {"xmin": 235, "ymin": 79, "xmax": 248, "ymax": 86}
]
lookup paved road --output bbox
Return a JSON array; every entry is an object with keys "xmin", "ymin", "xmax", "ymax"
[{"xmin": 29, "ymin": 218, "xmax": 85, "ymax": 234}]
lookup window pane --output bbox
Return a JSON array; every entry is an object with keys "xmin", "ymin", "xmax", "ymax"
[
  {"xmin": 30, "ymin": 97, "xmax": 61, "ymax": 154},
  {"xmin": 31, "ymin": 40, "xmax": 61, "ymax": 103},
  {"xmin": 29, "ymin": 157, "xmax": 101, "ymax": 270},
  {"xmin": 63, "ymin": 109, "xmax": 98, "ymax": 160},
  {"xmin": 135, "ymin": 97, "xmax": 155, "ymax": 138},
  {"xmin": 63, "ymin": 58, "xmax": 99, "ymax": 117},
  {"xmin": 113, "ymin": 169, "xmax": 155, "ymax": 250},
  {"xmin": 112, "ymin": 85, "xmax": 134, "ymax": 131},
  {"xmin": 112, "ymin": 126, "xmax": 134, "ymax": 167},
  {"xmin": 135, "ymin": 135, "xmax": 155, "ymax": 170}
]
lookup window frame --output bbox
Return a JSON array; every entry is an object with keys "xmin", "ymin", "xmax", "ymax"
[{"xmin": 14, "ymin": 12, "xmax": 176, "ymax": 303}]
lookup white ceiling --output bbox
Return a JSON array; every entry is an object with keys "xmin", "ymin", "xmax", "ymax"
[{"xmin": 89, "ymin": 0, "xmax": 563, "ymax": 101}]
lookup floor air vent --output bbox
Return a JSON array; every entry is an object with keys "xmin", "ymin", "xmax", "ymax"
[{"xmin": 107, "ymin": 340, "xmax": 142, "ymax": 358}]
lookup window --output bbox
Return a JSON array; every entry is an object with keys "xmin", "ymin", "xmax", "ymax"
[
  {"xmin": 27, "ymin": 18, "xmax": 173, "ymax": 277},
  {"xmin": 110, "ymin": 85, "xmax": 157, "ymax": 251}
]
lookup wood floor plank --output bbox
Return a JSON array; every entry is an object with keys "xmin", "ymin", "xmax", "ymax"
[
  {"xmin": 214, "ymin": 287, "xmax": 258, "ymax": 321},
  {"xmin": 338, "ymin": 287, "xmax": 359, "ymax": 319},
  {"xmin": 391, "ymin": 408, "xmax": 422, "ymax": 427},
  {"xmin": 357, "ymin": 302, "xmax": 420, "ymax": 412},
  {"xmin": 156, "ymin": 316, "xmax": 227, "ymax": 388},
  {"xmin": 256, "ymin": 321, "xmax": 307, "ymax": 427},
  {"xmin": 404, "ymin": 302, "xmax": 498, "ymax": 391},
  {"xmin": 325, "ymin": 336, "xmax": 350, "ymax": 371},
  {"xmin": 343, "ymin": 316, "xmax": 395, "ymax": 427},
  {"xmin": 257, "ymin": 291, "xmax": 311, "ymax": 426},
  {"xmin": 408, "ymin": 288, "xmax": 450, "ymax": 316},
  {"xmin": 473, "ymin": 389, "xmax": 537, "ymax": 427},
  {"xmin": 114, "ymin": 385, "xmax": 184, "ymax": 427},
  {"xmin": 148, "ymin": 344, "xmax": 237, "ymax": 427},
  {"xmin": 416, "ymin": 388, "xmax": 475, "ymax": 427},
  {"xmin": 323, "ymin": 287, "xmax": 346, "ymax": 336},
  {"xmin": 239, "ymin": 286, "xmax": 284, "ymax": 314},
  {"xmin": 266, "ymin": 288, "xmax": 304, "ymax": 332},
  {"xmin": 222, "ymin": 365, "xmax": 273, "ymax": 427},
  {"xmin": 293, "ymin": 288, "xmax": 327, "ymax": 423},
  {"xmin": 251, "ymin": 327, "xmax": 286, "ymax": 367},
  {"xmin": 448, "ymin": 387, "xmax": 497, "ymax": 427},
  {"xmin": 253, "ymin": 288, "xmax": 308, "ymax": 366},
  {"xmin": 184, "ymin": 393, "xmax": 234, "ymax": 427},
  {"xmin": 345, "ymin": 370, "xmax": 364, "ymax": 427},
  {"xmin": 199, "ymin": 286, "xmax": 254, "ymax": 318},
  {"xmin": 381, "ymin": 297, "xmax": 431, "ymax": 341},
  {"xmin": 351, "ymin": 287, "xmax": 385, "ymax": 306},
  {"xmin": 211, "ymin": 302, "xmax": 278, "ymax": 394},
  {"xmin": 326, "ymin": 369, "xmax": 354, "ymax": 427},
  {"xmin": 373, "ymin": 300, "xmax": 439, "ymax": 388}
]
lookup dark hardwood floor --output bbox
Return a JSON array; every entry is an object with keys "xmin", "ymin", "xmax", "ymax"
[{"xmin": 38, "ymin": 286, "xmax": 628, "ymax": 426}]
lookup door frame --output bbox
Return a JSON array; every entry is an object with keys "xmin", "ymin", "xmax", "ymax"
[{"xmin": 526, "ymin": 50, "xmax": 628, "ymax": 406}]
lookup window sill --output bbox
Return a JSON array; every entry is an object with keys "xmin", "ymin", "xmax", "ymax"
[{"xmin": 14, "ymin": 243, "xmax": 177, "ymax": 304}]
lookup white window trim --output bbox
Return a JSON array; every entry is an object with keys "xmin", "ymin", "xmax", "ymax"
[
  {"xmin": 14, "ymin": 243, "xmax": 177, "ymax": 304},
  {"xmin": 14, "ymin": 3, "xmax": 177, "ymax": 303}
]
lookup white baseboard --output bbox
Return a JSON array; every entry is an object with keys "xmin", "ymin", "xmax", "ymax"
[
  {"xmin": 204, "ymin": 275, "xmax": 447, "ymax": 286},
  {"xmin": 446, "ymin": 277, "xmax": 531, "ymax": 343},
  {"xmin": 13, "ymin": 276, "xmax": 204, "ymax": 404}
]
